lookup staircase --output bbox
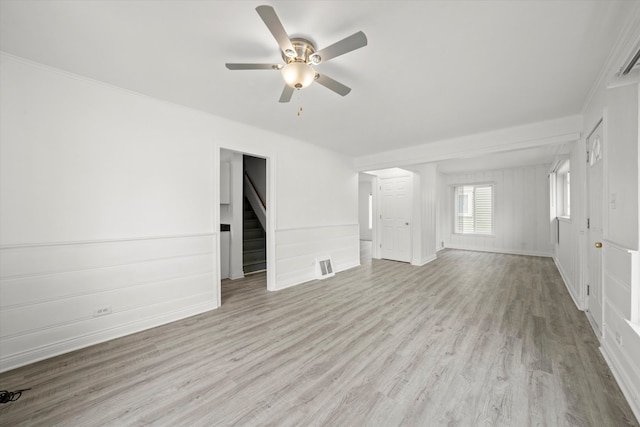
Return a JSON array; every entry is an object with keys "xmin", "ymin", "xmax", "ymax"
[{"xmin": 243, "ymin": 197, "xmax": 266, "ymax": 273}]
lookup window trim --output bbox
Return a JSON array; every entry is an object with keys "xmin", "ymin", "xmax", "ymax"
[
  {"xmin": 452, "ymin": 183, "xmax": 495, "ymax": 236},
  {"xmin": 553, "ymin": 159, "xmax": 571, "ymax": 219}
]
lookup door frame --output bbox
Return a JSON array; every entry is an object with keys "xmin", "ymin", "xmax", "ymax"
[
  {"xmin": 214, "ymin": 143, "xmax": 276, "ymax": 306},
  {"xmin": 371, "ymin": 168, "xmax": 413, "ymax": 262},
  {"xmin": 584, "ymin": 115, "xmax": 607, "ymax": 337}
]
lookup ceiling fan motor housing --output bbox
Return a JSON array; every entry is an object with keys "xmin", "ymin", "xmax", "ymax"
[{"xmin": 282, "ymin": 38, "xmax": 318, "ymax": 64}]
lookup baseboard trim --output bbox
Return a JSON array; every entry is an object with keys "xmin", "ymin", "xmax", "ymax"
[
  {"xmin": 0, "ymin": 300, "xmax": 216, "ymax": 373},
  {"xmin": 273, "ymin": 261, "xmax": 361, "ymax": 292},
  {"xmin": 600, "ymin": 345, "xmax": 640, "ymax": 424},
  {"xmin": 412, "ymin": 254, "xmax": 437, "ymax": 267},
  {"xmin": 553, "ymin": 256, "xmax": 584, "ymax": 311},
  {"xmin": 445, "ymin": 245, "xmax": 553, "ymax": 258},
  {"xmin": 229, "ymin": 271, "xmax": 245, "ymax": 280},
  {"xmin": 584, "ymin": 310, "xmax": 603, "ymax": 342}
]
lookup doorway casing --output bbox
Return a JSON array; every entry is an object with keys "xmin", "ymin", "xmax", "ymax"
[{"xmin": 214, "ymin": 143, "xmax": 276, "ymax": 305}]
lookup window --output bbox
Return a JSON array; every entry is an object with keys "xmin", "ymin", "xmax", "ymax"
[
  {"xmin": 458, "ymin": 192, "xmax": 472, "ymax": 216},
  {"xmin": 554, "ymin": 160, "xmax": 570, "ymax": 218},
  {"xmin": 564, "ymin": 172, "xmax": 570, "ymax": 217},
  {"xmin": 368, "ymin": 194, "xmax": 373, "ymax": 229},
  {"xmin": 454, "ymin": 184, "xmax": 493, "ymax": 234}
]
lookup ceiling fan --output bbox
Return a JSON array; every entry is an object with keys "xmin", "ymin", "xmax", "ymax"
[{"xmin": 225, "ymin": 5, "xmax": 368, "ymax": 103}]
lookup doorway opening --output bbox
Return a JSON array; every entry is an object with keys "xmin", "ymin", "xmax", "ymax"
[
  {"xmin": 358, "ymin": 173, "xmax": 375, "ymax": 264},
  {"xmin": 243, "ymin": 155, "xmax": 267, "ymax": 275},
  {"xmin": 218, "ymin": 148, "xmax": 273, "ymax": 304},
  {"xmin": 363, "ymin": 167, "xmax": 414, "ymax": 263}
]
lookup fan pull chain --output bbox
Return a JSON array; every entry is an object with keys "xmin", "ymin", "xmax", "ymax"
[{"xmin": 294, "ymin": 90, "xmax": 303, "ymax": 117}]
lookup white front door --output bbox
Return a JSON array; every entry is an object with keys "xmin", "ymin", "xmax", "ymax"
[
  {"xmin": 380, "ymin": 175, "xmax": 411, "ymax": 262},
  {"xmin": 586, "ymin": 120, "xmax": 604, "ymax": 336}
]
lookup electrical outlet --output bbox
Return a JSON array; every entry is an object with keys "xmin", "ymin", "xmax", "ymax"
[{"xmin": 93, "ymin": 306, "xmax": 112, "ymax": 317}]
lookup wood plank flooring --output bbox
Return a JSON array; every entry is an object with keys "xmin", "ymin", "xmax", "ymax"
[{"xmin": 1, "ymin": 249, "xmax": 638, "ymax": 426}]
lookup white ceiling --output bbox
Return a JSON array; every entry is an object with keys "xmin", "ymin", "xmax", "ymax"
[{"xmin": 0, "ymin": 0, "xmax": 636, "ymax": 171}]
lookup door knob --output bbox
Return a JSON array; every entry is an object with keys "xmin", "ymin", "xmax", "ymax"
[{"xmin": 594, "ymin": 242, "xmax": 602, "ymax": 248}]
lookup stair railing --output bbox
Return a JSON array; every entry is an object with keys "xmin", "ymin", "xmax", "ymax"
[{"xmin": 244, "ymin": 172, "xmax": 267, "ymax": 231}]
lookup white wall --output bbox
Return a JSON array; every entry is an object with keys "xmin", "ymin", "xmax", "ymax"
[
  {"xmin": 440, "ymin": 165, "xmax": 553, "ymax": 257},
  {"xmin": 272, "ymin": 138, "xmax": 359, "ymax": 286},
  {"xmin": 230, "ymin": 152, "xmax": 244, "ymax": 280},
  {"xmin": 0, "ymin": 54, "xmax": 218, "ymax": 372},
  {"xmin": 410, "ymin": 163, "xmax": 438, "ymax": 265},
  {"xmin": 219, "ymin": 149, "xmax": 244, "ymax": 280},
  {"xmin": 275, "ymin": 145, "xmax": 357, "ymax": 230},
  {"xmin": 553, "ymin": 144, "xmax": 586, "ymax": 309},
  {"xmin": 220, "ymin": 149, "xmax": 233, "ymax": 225},
  {"xmin": 607, "ymin": 84, "xmax": 639, "ymax": 250},
  {"xmin": 0, "ymin": 54, "xmax": 359, "ymax": 371},
  {"xmin": 436, "ymin": 170, "xmax": 445, "ymax": 251}
]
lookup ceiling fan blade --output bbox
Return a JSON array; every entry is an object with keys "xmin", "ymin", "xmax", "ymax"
[
  {"xmin": 255, "ymin": 5, "xmax": 296, "ymax": 57},
  {"xmin": 225, "ymin": 63, "xmax": 281, "ymax": 70},
  {"xmin": 279, "ymin": 85, "xmax": 294, "ymax": 103},
  {"xmin": 312, "ymin": 31, "xmax": 367, "ymax": 63},
  {"xmin": 315, "ymin": 73, "xmax": 351, "ymax": 96}
]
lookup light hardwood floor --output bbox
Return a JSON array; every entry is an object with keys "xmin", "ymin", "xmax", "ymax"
[
  {"xmin": 360, "ymin": 239, "xmax": 372, "ymax": 263},
  {"xmin": 1, "ymin": 249, "xmax": 638, "ymax": 426}
]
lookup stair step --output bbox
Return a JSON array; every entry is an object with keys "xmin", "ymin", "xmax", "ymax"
[
  {"xmin": 244, "ymin": 218, "xmax": 260, "ymax": 230},
  {"xmin": 244, "ymin": 237, "xmax": 265, "ymax": 251},
  {"xmin": 244, "ymin": 260, "xmax": 266, "ymax": 274},
  {"xmin": 244, "ymin": 248, "xmax": 266, "ymax": 263},
  {"xmin": 243, "ymin": 196, "xmax": 266, "ymax": 274},
  {"xmin": 244, "ymin": 229, "xmax": 264, "ymax": 240}
]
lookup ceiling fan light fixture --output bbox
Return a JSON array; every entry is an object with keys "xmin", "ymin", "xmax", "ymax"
[
  {"xmin": 226, "ymin": 6, "xmax": 367, "ymax": 101},
  {"xmin": 281, "ymin": 61, "xmax": 316, "ymax": 89}
]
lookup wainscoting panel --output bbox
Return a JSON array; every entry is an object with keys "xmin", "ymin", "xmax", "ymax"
[
  {"xmin": 1, "ymin": 253, "xmax": 213, "ymax": 308},
  {"xmin": 554, "ymin": 219, "xmax": 584, "ymax": 308},
  {"xmin": 1, "ymin": 234, "xmax": 213, "ymax": 278},
  {"xmin": 600, "ymin": 242, "xmax": 640, "ymax": 421},
  {"xmin": 0, "ymin": 234, "xmax": 217, "ymax": 372},
  {"xmin": 275, "ymin": 224, "xmax": 360, "ymax": 290}
]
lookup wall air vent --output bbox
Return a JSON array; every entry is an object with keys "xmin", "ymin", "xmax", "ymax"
[{"xmin": 316, "ymin": 257, "xmax": 335, "ymax": 279}]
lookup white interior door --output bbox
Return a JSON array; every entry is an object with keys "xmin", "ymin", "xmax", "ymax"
[
  {"xmin": 586, "ymin": 121, "xmax": 604, "ymax": 336},
  {"xmin": 380, "ymin": 175, "xmax": 411, "ymax": 262}
]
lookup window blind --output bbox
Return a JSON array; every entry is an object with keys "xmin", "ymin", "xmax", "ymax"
[{"xmin": 454, "ymin": 185, "xmax": 493, "ymax": 234}]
